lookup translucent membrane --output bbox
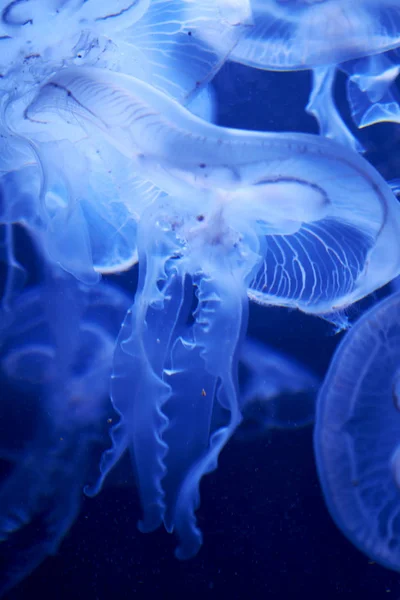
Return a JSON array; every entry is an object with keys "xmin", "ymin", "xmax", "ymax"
[{"xmin": 315, "ymin": 291, "xmax": 400, "ymax": 572}]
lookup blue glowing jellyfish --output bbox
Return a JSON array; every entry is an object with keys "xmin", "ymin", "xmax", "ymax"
[
  {"xmin": 0, "ymin": 271, "xmax": 131, "ymax": 595},
  {"xmin": 1, "ymin": 0, "xmax": 400, "ymax": 581},
  {"xmin": 0, "ymin": 0, "xmax": 250, "ymax": 101},
  {"xmin": 237, "ymin": 338, "xmax": 320, "ymax": 440},
  {"xmin": 31, "ymin": 67, "xmax": 400, "ymax": 558},
  {"xmin": 0, "ymin": 0, "xmax": 247, "ymax": 291},
  {"xmin": 343, "ymin": 48, "xmax": 400, "ymax": 129},
  {"xmin": 29, "ymin": 66, "xmax": 400, "ymax": 312},
  {"xmin": 315, "ymin": 290, "xmax": 400, "ymax": 572},
  {"xmin": 222, "ymin": 1, "xmax": 400, "ymax": 150}
]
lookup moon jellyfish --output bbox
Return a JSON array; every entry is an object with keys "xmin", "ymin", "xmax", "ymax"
[
  {"xmin": 229, "ymin": 1, "xmax": 400, "ymax": 71},
  {"xmin": 0, "ymin": 272, "xmax": 131, "ymax": 595},
  {"xmin": 221, "ymin": 1, "xmax": 400, "ymax": 150},
  {"xmin": 0, "ymin": 0, "xmax": 149, "ymax": 86},
  {"xmin": 314, "ymin": 290, "xmax": 400, "ymax": 572},
  {"xmin": 0, "ymin": 0, "xmax": 250, "ymax": 105},
  {"xmin": 0, "ymin": 75, "xmax": 216, "ymax": 285},
  {"xmin": 36, "ymin": 67, "xmax": 399, "ymax": 558},
  {"xmin": 20, "ymin": 67, "xmax": 400, "ymax": 313},
  {"xmin": 0, "ymin": 0, "xmax": 248, "ymax": 296},
  {"xmin": 0, "ymin": 139, "xmax": 102, "ymax": 300},
  {"xmin": 109, "ymin": 0, "xmax": 252, "ymax": 103},
  {"xmin": 236, "ymin": 338, "xmax": 320, "ymax": 441},
  {"xmin": 343, "ymin": 50, "xmax": 400, "ymax": 129}
]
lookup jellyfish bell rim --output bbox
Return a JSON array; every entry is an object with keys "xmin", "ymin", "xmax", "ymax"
[
  {"xmin": 314, "ymin": 290, "xmax": 400, "ymax": 572},
  {"xmin": 229, "ymin": 0, "xmax": 400, "ymax": 71}
]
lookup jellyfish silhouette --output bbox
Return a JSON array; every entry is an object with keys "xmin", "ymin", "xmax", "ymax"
[
  {"xmin": 343, "ymin": 48, "xmax": 400, "ymax": 129},
  {"xmin": 0, "ymin": 271, "xmax": 131, "ymax": 596},
  {"xmin": 315, "ymin": 290, "xmax": 400, "ymax": 572},
  {"xmin": 236, "ymin": 338, "xmax": 320, "ymax": 441},
  {"xmin": 222, "ymin": 1, "xmax": 400, "ymax": 150}
]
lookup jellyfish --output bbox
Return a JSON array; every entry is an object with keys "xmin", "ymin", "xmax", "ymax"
[
  {"xmin": 314, "ymin": 290, "xmax": 400, "ymax": 572},
  {"xmin": 27, "ymin": 67, "xmax": 396, "ymax": 558},
  {"xmin": 0, "ymin": 0, "xmax": 250, "ymax": 104},
  {"xmin": 219, "ymin": 1, "xmax": 400, "ymax": 150},
  {"xmin": 0, "ymin": 271, "xmax": 131, "ymax": 595},
  {"xmin": 0, "ymin": 78, "xmax": 218, "ymax": 298},
  {"xmin": 21, "ymin": 66, "xmax": 400, "ymax": 312},
  {"xmin": 343, "ymin": 48, "xmax": 400, "ymax": 129},
  {"xmin": 107, "ymin": 0, "xmax": 252, "ymax": 103},
  {"xmin": 0, "ymin": 0, "xmax": 247, "ymax": 299},
  {"xmin": 0, "ymin": 136, "xmax": 102, "ymax": 304},
  {"xmin": 236, "ymin": 338, "xmax": 320, "ymax": 441}
]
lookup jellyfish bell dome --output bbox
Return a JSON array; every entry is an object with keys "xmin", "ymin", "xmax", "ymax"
[
  {"xmin": 229, "ymin": 0, "xmax": 400, "ymax": 71},
  {"xmin": 19, "ymin": 64, "xmax": 400, "ymax": 315},
  {"xmin": 314, "ymin": 290, "xmax": 400, "ymax": 571}
]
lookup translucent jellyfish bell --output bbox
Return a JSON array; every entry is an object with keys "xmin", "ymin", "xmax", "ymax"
[
  {"xmin": 223, "ymin": 1, "xmax": 400, "ymax": 150},
  {"xmin": 230, "ymin": 1, "xmax": 400, "ymax": 71},
  {"xmin": 23, "ymin": 66, "xmax": 400, "ymax": 314},
  {"xmin": 109, "ymin": 0, "xmax": 252, "ymax": 103},
  {"xmin": 0, "ymin": 271, "xmax": 131, "ymax": 595},
  {"xmin": 237, "ymin": 338, "xmax": 319, "ymax": 440},
  {"xmin": 27, "ymin": 65, "xmax": 400, "ymax": 560},
  {"xmin": 0, "ymin": 0, "xmax": 250, "ymax": 111},
  {"xmin": 314, "ymin": 290, "xmax": 400, "ymax": 572},
  {"xmin": 0, "ymin": 0, "xmax": 151, "ymax": 64},
  {"xmin": 1, "ymin": 0, "xmax": 244, "ymax": 278},
  {"xmin": 343, "ymin": 50, "xmax": 400, "ymax": 129},
  {"xmin": 76, "ymin": 0, "xmax": 151, "ymax": 34},
  {"xmin": 0, "ymin": 109, "xmax": 153, "ymax": 283},
  {"xmin": 0, "ymin": 138, "xmax": 102, "ymax": 291}
]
